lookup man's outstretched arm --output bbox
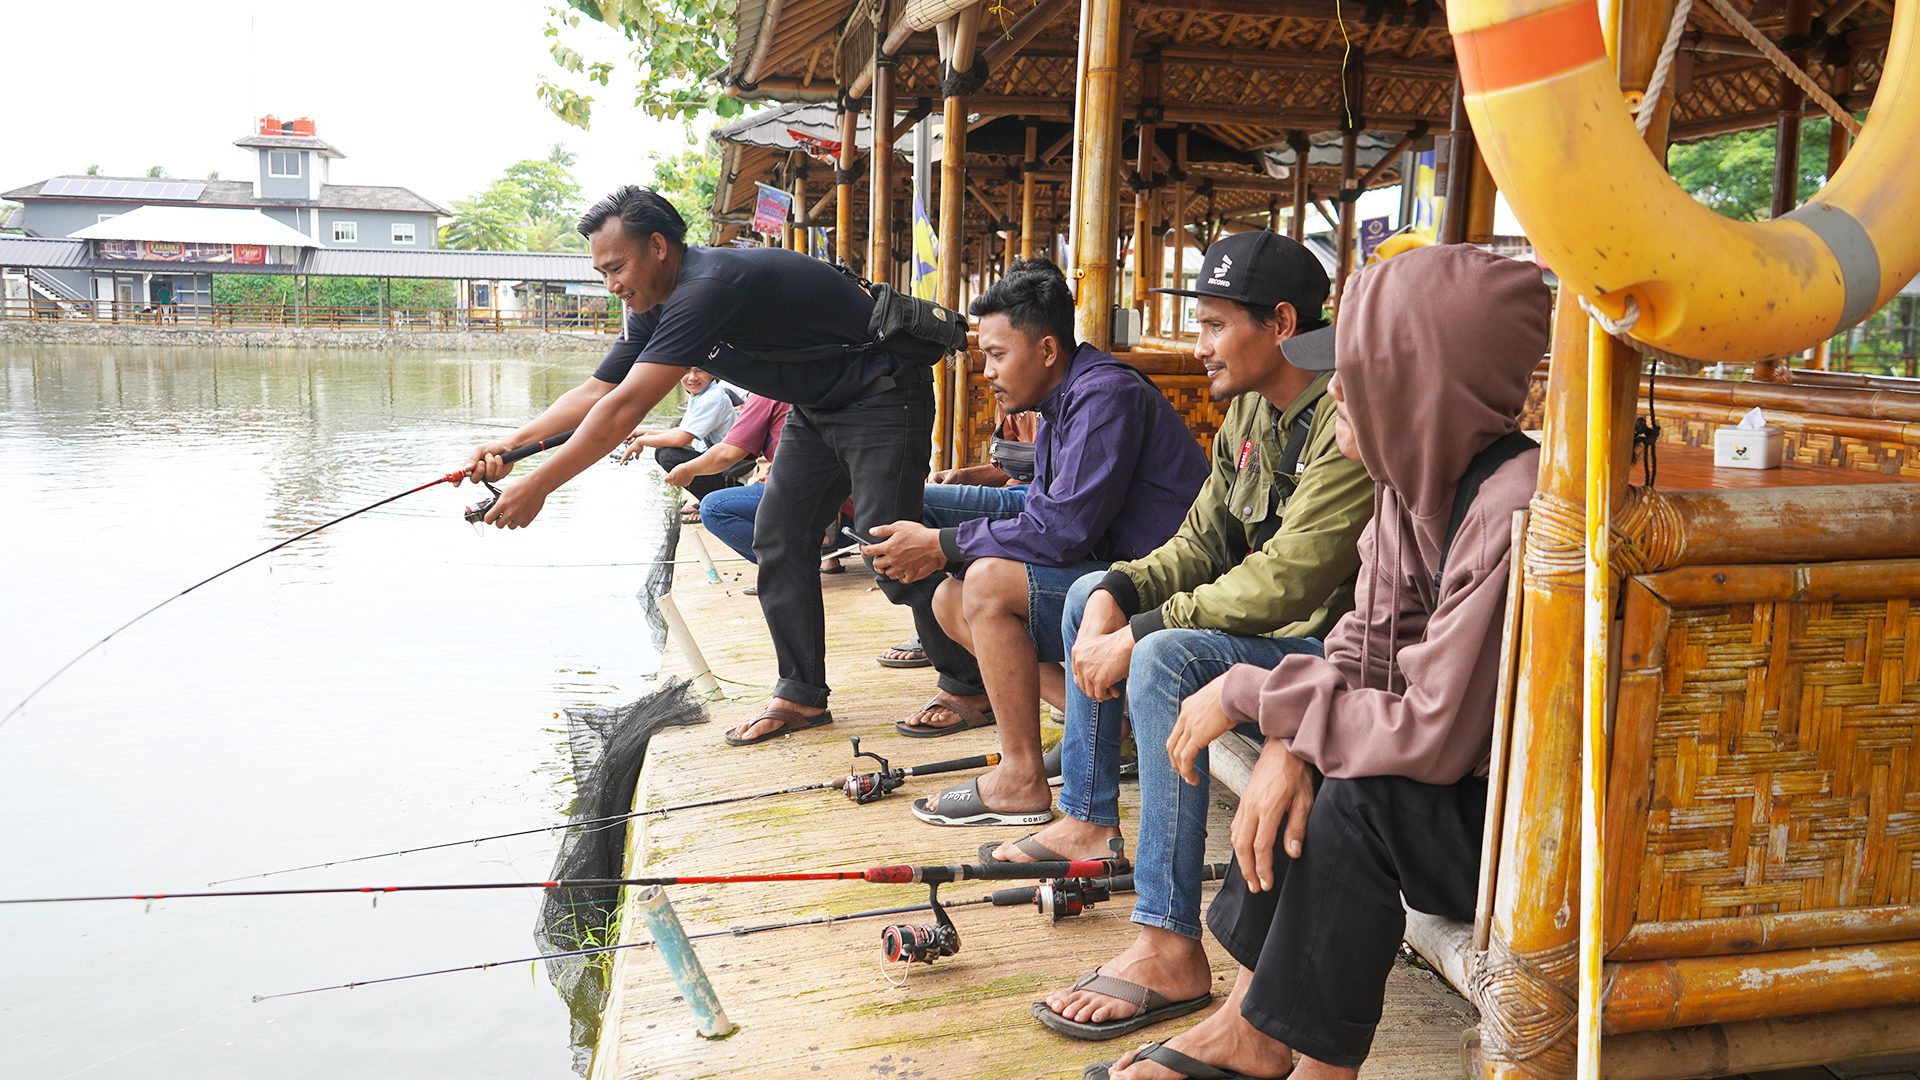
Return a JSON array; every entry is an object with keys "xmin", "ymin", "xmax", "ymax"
[{"xmin": 482, "ymin": 362, "xmax": 686, "ymax": 528}]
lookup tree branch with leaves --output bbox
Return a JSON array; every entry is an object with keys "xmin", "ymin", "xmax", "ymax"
[{"xmin": 538, "ymin": 0, "xmax": 746, "ymax": 129}]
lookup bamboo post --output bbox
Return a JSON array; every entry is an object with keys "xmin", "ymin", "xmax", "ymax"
[
  {"xmin": 1021, "ymin": 124, "xmax": 1039, "ymax": 260},
  {"xmin": 1170, "ymin": 128, "xmax": 1190, "ymax": 331},
  {"xmin": 1068, "ymin": 0, "xmax": 1123, "ymax": 351},
  {"xmin": 1472, "ymin": 0, "xmax": 1674, "ymax": 1073},
  {"xmin": 935, "ymin": 9, "xmax": 980, "ymax": 470},
  {"xmin": 1287, "ymin": 131, "xmax": 1309, "ymax": 242},
  {"xmin": 1334, "ymin": 129, "xmax": 1359, "ymax": 311},
  {"xmin": 868, "ymin": 49, "xmax": 896, "ymax": 284},
  {"xmin": 1132, "ymin": 53, "xmax": 1161, "ymax": 315},
  {"xmin": 1441, "ymin": 79, "xmax": 1474, "ymax": 245},
  {"xmin": 836, "ymin": 98, "xmax": 859, "ymax": 267}
]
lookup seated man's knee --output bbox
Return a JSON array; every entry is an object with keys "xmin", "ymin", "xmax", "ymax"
[{"xmin": 960, "ymin": 557, "xmax": 1027, "ymax": 621}]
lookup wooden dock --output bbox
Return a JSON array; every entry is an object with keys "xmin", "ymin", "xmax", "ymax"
[{"xmin": 588, "ymin": 533, "xmax": 1478, "ymax": 1079}]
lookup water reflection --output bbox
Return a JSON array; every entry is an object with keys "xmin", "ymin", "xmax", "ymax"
[{"xmin": 0, "ymin": 343, "xmax": 673, "ymax": 1078}]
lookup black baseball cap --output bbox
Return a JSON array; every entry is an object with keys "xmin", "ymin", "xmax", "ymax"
[{"xmin": 1154, "ymin": 230, "xmax": 1330, "ymax": 323}]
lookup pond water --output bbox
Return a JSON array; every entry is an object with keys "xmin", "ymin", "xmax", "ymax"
[{"xmin": 0, "ymin": 344, "xmax": 683, "ymax": 1078}]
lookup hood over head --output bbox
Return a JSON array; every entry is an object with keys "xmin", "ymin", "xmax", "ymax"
[{"xmin": 1334, "ymin": 245, "xmax": 1550, "ymax": 564}]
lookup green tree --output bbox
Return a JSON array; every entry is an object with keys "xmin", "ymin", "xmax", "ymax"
[
  {"xmin": 1667, "ymin": 118, "xmax": 1835, "ymax": 221},
  {"xmin": 649, "ymin": 145, "xmax": 721, "ymax": 243},
  {"xmin": 502, "ymin": 158, "xmax": 583, "ymax": 222},
  {"xmin": 538, "ymin": 0, "xmax": 744, "ymax": 127},
  {"xmin": 441, "ymin": 153, "xmax": 587, "ymax": 250},
  {"xmin": 84, "ymin": 164, "xmax": 100, "ymax": 176},
  {"xmin": 146, "ymin": 165, "xmax": 168, "ymax": 178}
]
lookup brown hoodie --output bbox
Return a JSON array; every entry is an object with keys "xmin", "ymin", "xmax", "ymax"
[{"xmin": 1217, "ymin": 246, "xmax": 1551, "ymax": 784}]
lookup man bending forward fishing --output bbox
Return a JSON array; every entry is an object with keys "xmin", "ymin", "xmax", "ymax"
[{"xmin": 461, "ymin": 186, "xmax": 960, "ymax": 744}]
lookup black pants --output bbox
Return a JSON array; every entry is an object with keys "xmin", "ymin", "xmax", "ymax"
[
  {"xmin": 751, "ymin": 371, "xmax": 984, "ymax": 707},
  {"xmin": 655, "ymin": 444, "xmax": 742, "ymax": 501},
  {"xmin": 1206, "ymin": 774, "xmax": 1487, "ymax": 1069}
]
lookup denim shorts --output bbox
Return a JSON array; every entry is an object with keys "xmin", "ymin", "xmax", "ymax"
[{"xmin": 1025, "ymin": 560, "xmax": 1111, "ymax": 662}]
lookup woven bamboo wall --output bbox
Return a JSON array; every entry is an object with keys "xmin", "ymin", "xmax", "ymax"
[{"xmin": 1606, "ymin": 562, "xmax": 1920, "ymax": 961}]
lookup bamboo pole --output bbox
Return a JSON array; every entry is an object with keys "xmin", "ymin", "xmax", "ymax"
[
  {"xmin": 936, "ymin": 8, "xmax": 981, "ymax": 470},
  {"xmin": 1021, "ymin": 124, "xmax": 1039, "ymax": 260},
  {"xmin": 1287, "ymin": 131, "xmax": 1309, "ymax": 242},
  {"xmin": 868, "ymin": 51, "xmax": 896, "ymax": 285},
  {"xmin": 836, "ymin": 99, "xmax": 859, "ymax": 266},
  {"xmin": 1577, "ymin": 313, "xmax": 1613, "ymax": 1080},
  {"xmin": 1333, "ymin": 129, "xmax": 1358, "ymax": 311},
  {"xmin": 1441, "ymin": 79, "xmax": 1473, "ymax": 245},
  {"xmin": 1068, "ymin": 0, "xmax": 1123, "ymax": 351},
  {"xmin": 1170, "ymin": 128, "xmax": 1190, "ymax": 332}
]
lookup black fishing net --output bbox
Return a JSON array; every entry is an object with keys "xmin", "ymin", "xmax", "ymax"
[{"xmin": 540, "ymin": 501, "xmax": 708, "ymax": 1072}]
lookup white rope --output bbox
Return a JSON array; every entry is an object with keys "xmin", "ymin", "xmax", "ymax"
[
  {"xmin": 1697, "ymin": 0, "xmax": 1863, "ymax": 135},
  {"xmin": 1579, "ymin": 294, "xmax": 1642, "ymax": 336},
  {"xmin": 1636, "ymin": 0, "xmax": 1696, "ymax": 135}
]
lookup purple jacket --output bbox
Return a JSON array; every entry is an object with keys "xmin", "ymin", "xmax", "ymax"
[{"xmin": 940, "ymin": 344, "xmax": 1208, "ymax": 566}]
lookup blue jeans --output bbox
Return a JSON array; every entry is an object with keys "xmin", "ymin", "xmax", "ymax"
[
  {"xmin": 700, "ymin": 482, "xmax": 764, "ymax": 563},
  {"xmin": 1057, "ymin": 570, "xmax": 1323, "ymax": 938},
  {"xmin": 921, "ymin": 483, "xmax": 1025, "ymax": 528}
]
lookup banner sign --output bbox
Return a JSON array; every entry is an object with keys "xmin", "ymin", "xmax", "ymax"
[
  {"xmin": 1358, "ymin": 217, "xmax": 1392, "ymax": 263},
  {"xmin": 95, "ymin": 239, "xmax": 261, "ymax": 264},
  {"xmin": 752, "ymin": 183, "xmax": 793, "ymax": 236},
  {"xmin": 787, "ymin": 129, "xmax": 841, "ymax": 164},
  {"xmin": 910, "ymin": 193, "xmax": 939, "ymax": 301}
]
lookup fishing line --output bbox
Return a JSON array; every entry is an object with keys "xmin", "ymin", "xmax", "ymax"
[
  {"xmin": 208, "ymin": 740, "xmax": 999, "ymax": 885},
  {"xmin": 5, "ymin": 854, "xmax": 1129, "ymax": 907},
  {"xmin": 0, "ymin": 429, "xmax": 574, "ymax": 728},
  {"xmin": 52, "ymin": 999, "xmax": 253, "ymax": 1080}
]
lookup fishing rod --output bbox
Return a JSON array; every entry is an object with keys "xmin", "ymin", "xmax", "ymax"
[
  {"xmin": 253, "ymin": 865, "xmax": 1217, "ymax": 1002},
  {"xmin": 0, "ymin": 429, "xmax": 575, "ymax": 729},
  {"xmin": 0, "ymin": 852, "xmax": 1130, "ymax": 908},
  {"xmin": 206, "ymin": 737, "xmax": 998, "ymax": 886}
]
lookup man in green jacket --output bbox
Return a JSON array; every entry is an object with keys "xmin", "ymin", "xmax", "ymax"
[{"xmin": 991, "ymin": 232, "xmax": 1375, "ymax": 1041}]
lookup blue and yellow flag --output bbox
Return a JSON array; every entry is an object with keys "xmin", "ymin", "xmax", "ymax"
[
  {"xmin": 1410, "ymin": 149, "xmax": 1441, "ymax": 240},
  {"xmin": 910, "ymin": 192, "xmax": 940, "ymax": 300}
]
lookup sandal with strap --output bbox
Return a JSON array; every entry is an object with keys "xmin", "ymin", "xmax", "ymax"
[
  {"xmin": 895, "ymin": 695, "xmax": 995, "ymax": 738},
  {"xmin": 1080, "ymin": 1041, "xmax": 1281, "ymax": 1079},
  {"xmin": 910, "ymin": 778, "xmax": 1052, "ymax": 827},
  {"xmin": 722, "ymin": 706, "xmax": 833, "ymax": 747},
  {"xmin": 1036, "ymin": 972, "xmax": 1214, "ymax": 1042},
  {"xmin": 977, "ymin": 833, "xmax": 1070, "ymax": 864},
  {"xmin": 875, "ymin": 635, "xmax": 931, "ymax": 669}
]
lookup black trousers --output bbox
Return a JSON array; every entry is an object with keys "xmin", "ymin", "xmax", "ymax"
[
  {"xmin": 750, "ymin": 371, "xmax": 984, "ymax": 708},
  {"xmin": 655, "ymin": 444, "xmax": 742, "ymax": 501},
  {"xmin": 1206, "ymin": 774, "xmax": 1487, "ymax": 1069}
]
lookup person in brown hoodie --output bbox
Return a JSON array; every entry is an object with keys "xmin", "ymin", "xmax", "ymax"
[{"xmin": 1084, "ymin": 245, "xmax": 1551, "ymax": 1080}]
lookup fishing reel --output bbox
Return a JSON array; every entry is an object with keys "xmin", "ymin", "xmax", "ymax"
[
  {"xmin": 840, "ymin": 737, "xmax": 907, "ymax": 804},
  {"xmin": 462, "ymin": 479, "xmax": 503, "ymax": 524},
  {"xmin": 1034, "ymin": 876, "xmax": 1113, "ymax": 922},
  {"xmin": 881, "ymin": 883, "xmax": 960, "ymax": 965}
]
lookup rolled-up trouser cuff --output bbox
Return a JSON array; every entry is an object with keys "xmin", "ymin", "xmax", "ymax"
[
  {"xmin": 770, "ymin": 678, "xmax": 830, "ymax": 710},
  {"xmin": 1129, "ymin": 908, "xmax": 1204, "ymax": 940}
]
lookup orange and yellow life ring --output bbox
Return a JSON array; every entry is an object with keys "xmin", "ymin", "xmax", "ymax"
[{"xmin": 1448, "ymin": 0, "xmax": 1920, "ymax": 363}]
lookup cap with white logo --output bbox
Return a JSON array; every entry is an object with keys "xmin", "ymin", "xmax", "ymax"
[{"xmin": 1154, "ymin": 231, "xmax": 1331, "ymax": 336}]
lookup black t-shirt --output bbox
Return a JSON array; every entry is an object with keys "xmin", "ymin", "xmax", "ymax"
[{"xmin": 591, "ymin": 246, "xmax": 902, "ymax": 409}]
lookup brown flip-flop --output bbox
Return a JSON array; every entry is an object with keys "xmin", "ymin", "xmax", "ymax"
[
  {"xmin": 724, "ymin": 706, "xmax": 833, "ymax": 746},
  {"xmin": 978, "ymin": 833, "xmax": 1071, "ymax": 864},
  {"xmin": 896, "ymin": 695, "xmax": 995, "ymax": 738}
]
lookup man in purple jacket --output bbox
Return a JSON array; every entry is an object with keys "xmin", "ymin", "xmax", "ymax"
[{"xmin": 864, "ymin": 259, "xmax": 1208, "ymax": 827}]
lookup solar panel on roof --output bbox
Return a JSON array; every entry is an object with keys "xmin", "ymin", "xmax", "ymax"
[{"xmin": 34, "ymin": 177, "xmax": 207, "ymax": 200}]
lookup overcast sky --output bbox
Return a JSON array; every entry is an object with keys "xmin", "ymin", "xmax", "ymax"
[{"xmin": 5, "ymin": 0, "xmax": 692, "ymax": 210}]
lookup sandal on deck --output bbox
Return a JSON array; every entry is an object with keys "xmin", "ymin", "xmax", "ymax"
[
  {"xmin": 911, "ymin": 778, "xmax": 1052, "ymax": 827},
  {"xmin": 895, "ymin": 695, "xmax": 996, "ymax": 738},
  {"xmin": 1038, "ymin": 973, "xmax": 1213, "ymax": 1042},
  {"xmin": 679, "ymin": 505, "xmax": 702, "ymax": 525},
  {"xmin": 978, "ymin": 833, "xmax": 1070, "ymax": 864},
  {"xmin": 876, "ymin": 636, "xmax": 931, "ymax": 669},
  {"xmin": 722, "ymin": 707, "xmax": 833, "ymax": 747},
  {"xmin": 1080, "ymin": 1041, "xmax": 1275, "ymax": 1080}
]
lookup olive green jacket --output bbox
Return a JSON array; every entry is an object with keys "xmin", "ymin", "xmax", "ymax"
[{"xmin": 1100, "ymin": 376, "xmax": 1374, "ymax": 640}]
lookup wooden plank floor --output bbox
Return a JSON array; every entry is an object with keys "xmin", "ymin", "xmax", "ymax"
[{"xmin": 590, "ymin": 534, "xmax": 1479, "ymax": 1079}]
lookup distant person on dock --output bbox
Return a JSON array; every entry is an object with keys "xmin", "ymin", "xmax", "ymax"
[
  {"xmin": 618, "ymin": 366, "xmax": 740, "ymax": 503},
  {"xmin": 1081, "ymin": 245, "xmax": 1549, "ymax": 1080},
  {"xmin": 459, "ymin": 186, "xmax": 954, "ymax": 745},
  {"xmin": 861, "ymin": 258, "xmax": 1209, "ymax": 827},
  {"xmin": 1002, "ymin": 233, "xmax": 1374, "ymax": 1043}
]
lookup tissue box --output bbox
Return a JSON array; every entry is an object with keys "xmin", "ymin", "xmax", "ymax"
[{"xmin": 1713, "ymin": 425, "xmax": 1783, "ymax": 469}]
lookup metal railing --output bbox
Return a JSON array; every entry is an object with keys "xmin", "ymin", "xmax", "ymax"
[{"xmin": 0, "ymin": 296, "xmax": 622, "ymax": 334}]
